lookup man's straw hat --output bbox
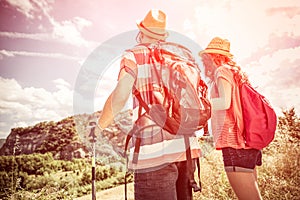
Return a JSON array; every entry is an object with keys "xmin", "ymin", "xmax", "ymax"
[
  {"xmin": 137, "ymin": 9, "xmax": 169, "ymax": 40},
  {"xmin": 199, "ymin": 37, "xmax": 233, "ymax": 58}
]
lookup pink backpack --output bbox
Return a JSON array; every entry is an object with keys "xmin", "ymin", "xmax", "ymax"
[{"xmin": 239, "ymin": 82, "xmax": 277, "ymax": 149}]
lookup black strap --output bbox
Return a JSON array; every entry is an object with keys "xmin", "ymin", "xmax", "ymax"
[
  {"xmin": 203, "ymin": 123, "xmax": 210, "ymax": 136},
  {"xmin": 133, "ymin": 88, "xmax": 150, "ymax": 113},
  {"xmin": 124, "ymin": 156, "xmax": 129, "ymax": 200},
  {"xmin": 184, "ymin": 136, "xmax": 202, "ymax": 193},
  {"xmin": 132, "ymin": 137, "xmax": 141, "ymax": 164},
  {"xmin": 123, "ymin": 127, "xmax": 136, "ymax": 157},
  {"xmin": 195, "ymin": 157, "xmax": 201, "ymax": 192},
  {"xmin": 123, "ymin": 124, "xmax": 157, "ymax": 200},
  {"xmin": 123, "ymin": 127, "xmax": 136, "ymax": 200}
]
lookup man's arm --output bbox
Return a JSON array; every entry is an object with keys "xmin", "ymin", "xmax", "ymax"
[{"xmin": 97, "ymin": 70, "xmax": 135, "ymax": 129}]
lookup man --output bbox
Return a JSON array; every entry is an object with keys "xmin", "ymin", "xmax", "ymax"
[{"xmin": 97, "ymin": 9, "xmax": 201, "ymax": 200}]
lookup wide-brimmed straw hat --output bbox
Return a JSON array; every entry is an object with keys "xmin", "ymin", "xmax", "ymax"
[
  {"xmin": 137, "ymin": 9, "xmax": 169, "ymax": 40},
  {"xmin": 199, "ymin": 37, "xmax": 233, "ymax": 58}
]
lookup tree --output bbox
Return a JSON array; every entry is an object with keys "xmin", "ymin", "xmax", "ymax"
[{"xmin": 278, "ymin": 107, "xmax": 300, "ymax": 140}]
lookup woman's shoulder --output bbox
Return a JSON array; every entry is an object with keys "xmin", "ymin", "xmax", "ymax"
[
  {"xmin": 215, "ymin": 65, "xmax": 234, "ymax": 80},
  {"xmin": 216, "ymin": 64, "xmax": 232, "ymax": 72}
]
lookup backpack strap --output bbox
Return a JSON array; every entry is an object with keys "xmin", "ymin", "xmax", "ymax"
[
  {"xmin": 124, "ymin": 154, "xmax": 130, "ymax": 200},
  {"xmin": 203, "ymin": 123, "xmax": 210, "ymax": 136},
  {"xmin": 133, "ymin": 88, "xmax": 150, "ymax": 113},
  {"xmin": 123, "ymin": 125, "xmax": 137, "ymax": 200},
  {"xmin": 195, "ymin": 157, "xmax": 202, "ymax": 192},
  {"xmin": 184, "ymin": 136, "xmax": 202, "ymax": 193},
  {"xmin": 123, "ymin": 123, "xmax": 156, "ymax": 200}
]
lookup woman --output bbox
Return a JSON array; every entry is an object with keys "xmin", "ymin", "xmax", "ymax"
[{"xmin": 199, "ymin": 37, "xmax": 262, "ymax": 200}]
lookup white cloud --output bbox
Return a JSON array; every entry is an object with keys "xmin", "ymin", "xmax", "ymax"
[
  {"xmin": 52, "ymin": 20, "xmax": 91, "ymax": 47},
  {"xmin": 4, "ymin": 0, "xmax": 94, "ymax": 48},
  {"xmin": 94, "ymin": 58, "xmax": 120, "ymax": 109},
  {"xmin": 0, "ymin": 77, "xmax": 74, "ymax": 138},
  {"xmin": 53, "ymin": 78, "xmax": 72, "ymax": 89},
  {"xmin": 0, "ymin": 49, "xmax": 80, "ymax": 61},
  {"xmin": 190, "ymin": 0, "xmax": 300, "ymax": 116},
  {"xmin": 6, "ymin": 0, "xmax": 36, "ymax": 19},
  {"xmin": 244, "ymin": 47, "xmax": 300, "ymax": 87},
  {"xmin": 2, "ymin": 0, "xmax": 300, "ymax": 137},
  {"xmin": 52, "ymin": 79, "xmax": 73, "ymax": 106},
  {"xmin": 242, "ymin": 46, "xmax": 300, "ymax": 116},
  {"xmin": 0, "ymin": 50, "xmax": 14, "ymax": 58},
  {"xmin": 73, "ymin": 17, "xmax": 92, "ymax": 31},
  {"xmin": 5, "ymin": 0, "xmax": 54, "ymax": 20},
  {"xmin": 32, "ymin": 0, "xmax": 94, "ymax": 47},
  {"xmin": 193, "ymin": 0, "xmax": 300, "ymax": 60},
  {"xmin": 0, "ymin": 31, "xmax": 50, "ymax": 40}
]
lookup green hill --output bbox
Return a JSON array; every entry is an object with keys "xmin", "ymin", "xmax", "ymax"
[
  {"xmin": 0, "ymin": 139, "xmax": 5, "ymax": 149},
  {"xmin": 0, "ymin": 110, "xmax": 132, "ymax": 162},
  {"xmin": 0, "ymin": 108, "xmax": 299, "ymax": 200}
]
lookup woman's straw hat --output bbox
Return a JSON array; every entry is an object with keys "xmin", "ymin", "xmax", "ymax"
[
  {"xmin": 199, "ymin": 37, "xmax": 233, "ymax": 58},
  {"xmin": 137, "ymin": 9, "xmax": 169, "ymax": 40}
]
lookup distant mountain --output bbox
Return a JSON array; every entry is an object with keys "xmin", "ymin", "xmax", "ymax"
[{"xmin": 0, "ymin": 110, "xmax": 133, "ymax": 161}]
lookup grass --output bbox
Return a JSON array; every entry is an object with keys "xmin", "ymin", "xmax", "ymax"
[
  {"xmin": 193, "ymin": 149, "xmax": 236, "ymax": 200},
  {"xmin": 193, "ymin": 130, "xmax": 300, "ymax": 200},
  {"xmin": 5, "ymin": 109, "xmax": 300, "ymax": 199}
]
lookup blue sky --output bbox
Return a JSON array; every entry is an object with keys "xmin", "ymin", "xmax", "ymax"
[{"xmin": 0, "ymin": 0, "xmax": 300, "ymax": 138}]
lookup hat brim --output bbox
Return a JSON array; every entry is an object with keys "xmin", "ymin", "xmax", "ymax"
[
  {"xmin": 136, "ymin": 21, "xmax": 168, "ymax": 40},
  {"xmin": 199, "ymin": 49, "xmax": 233, "ymax": 58}
]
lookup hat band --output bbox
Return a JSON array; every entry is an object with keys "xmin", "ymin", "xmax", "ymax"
[
  {"xmin": 205, "ymin": 47, "xmax": 230, "ymax": 53},
  {"xmin": 139, "ymin": 22, "xmax": 166, "ymax": 37}
]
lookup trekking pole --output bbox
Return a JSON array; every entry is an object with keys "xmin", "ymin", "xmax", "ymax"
[
  {"xmin": 89, "ymin": 122, "xmax": 97, "ymax": 200},
  {"xmin": 92, "ymin": 141, "xmax": 96, "ymax": 200}
]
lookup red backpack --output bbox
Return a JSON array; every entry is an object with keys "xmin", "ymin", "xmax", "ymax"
[
  {"xmin": 231, "ymin": 68, "xmax": 277, "ymax": 149},
  {"xmin": 239, "ymin": 83, "xmax": 277, "ymax": 149},
  {"xmin": 132, "ymin": 41, "xmax": 211, "ymax": 135}
]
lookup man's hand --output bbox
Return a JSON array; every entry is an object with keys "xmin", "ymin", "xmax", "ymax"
[{"xmin": 87, "ymin": 120, "xmax": 98, "ymax": 143}]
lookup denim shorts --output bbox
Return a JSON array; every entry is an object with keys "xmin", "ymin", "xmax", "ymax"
[{"xmin": 222, "ymin": 147, "xmax": 262, "ymax": 172}]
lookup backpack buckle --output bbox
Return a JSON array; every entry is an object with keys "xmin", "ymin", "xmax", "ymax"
[{"xmin": 190, "ymin": 179, "xmax": 202, "ymax": 192}]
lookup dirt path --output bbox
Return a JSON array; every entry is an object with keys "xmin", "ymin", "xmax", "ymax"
[{"xmin": 74, "ymin": 183, "xmax": 134, "ymax": 200}]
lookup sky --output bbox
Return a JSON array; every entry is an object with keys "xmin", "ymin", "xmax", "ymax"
[{"xmin": 0, "ymin": 0, "xmax": 299, "ymax": 139}]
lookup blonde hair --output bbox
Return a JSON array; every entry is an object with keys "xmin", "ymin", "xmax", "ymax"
[{"xmin": 207, "ymin": 53, "xmax": 250, "ymax": 85}]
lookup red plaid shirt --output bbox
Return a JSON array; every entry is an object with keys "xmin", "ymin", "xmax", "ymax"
[{"xmin": 119, "ymin": 44, "xmax": 201, "ymax": 170}]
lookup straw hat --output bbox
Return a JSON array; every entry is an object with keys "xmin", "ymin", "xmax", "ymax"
[
  {"xmin": 137, "ymin": 9, "xmax": 169, "ymax": 40},
  {"xmin": 199, "ymin": 37, "xmax": 233, "ymax": 58}
]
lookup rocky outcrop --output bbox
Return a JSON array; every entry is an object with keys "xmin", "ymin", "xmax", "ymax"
[{"xmin": 0, "ymin": 110, "xmax": 133, "ymax": 161}]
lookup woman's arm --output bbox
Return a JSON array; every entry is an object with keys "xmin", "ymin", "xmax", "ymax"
[{"xmin": 211, "ymin": 77, "xmax": 232, "ymax": 110}]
